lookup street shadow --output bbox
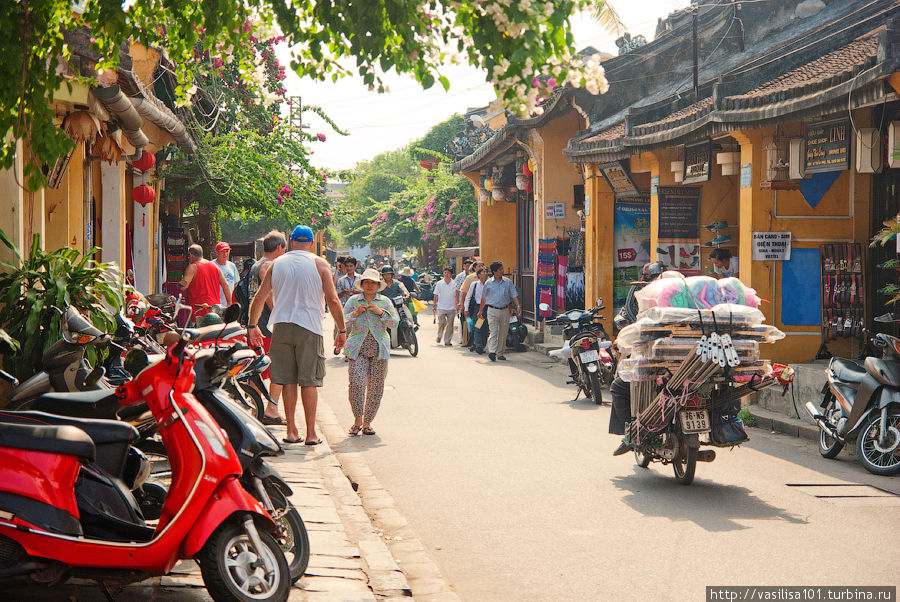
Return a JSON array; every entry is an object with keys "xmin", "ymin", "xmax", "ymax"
[
  {"xmin": 329, "ymin": 434, "xmax": 387, "ymax": 452},
  {"xmin": 610, "ymin": 469, "xmax": 808, "ymax": 532}
]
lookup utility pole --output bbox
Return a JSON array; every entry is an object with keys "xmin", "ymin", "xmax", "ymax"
[
  {"xmin": 692, "ymin": 6, "xmax": 699, "ymax": 95},
  {"xmin": 734, "ymin": 1, "xmax": 744, "ymax": 52}
]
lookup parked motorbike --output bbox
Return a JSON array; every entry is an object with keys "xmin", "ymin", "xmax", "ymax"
[
  {"xmin": 544, "ymin": 301, "xmax": 616, "ymax": 404},
  {"xmin": 388, "ymin": 295, "xmax": 419, "ymax": 356},
  {"xmin": 806, "ymin": 313, "xmax": 900, "ymax": 476},
  {"xmin": 5, "ymin": 306, "xmax": 122, "ymax": 409},
  {"xmin": 0, "ymin": 329, "xmax": 291, "ymax": 601},
  {"xmin": 506, "ymin": 313, "xmax": 529, "ymax": 352}
]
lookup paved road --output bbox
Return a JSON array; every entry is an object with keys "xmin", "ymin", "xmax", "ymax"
[{"xmin": 320, "ymin": 315, "xmax": 900, "ymax": 601}]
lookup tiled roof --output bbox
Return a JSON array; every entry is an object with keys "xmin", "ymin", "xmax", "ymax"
[
  {"xmin": 632, "ymin": 97, "xmax": 713, "ymax": 135},
  {"xmin": 724, "ymin": 31, "xmax": 880, "ymax": 108},
  {"xmin": 579, "ymin": 123, "xmax": 625, "ymax": 144}
]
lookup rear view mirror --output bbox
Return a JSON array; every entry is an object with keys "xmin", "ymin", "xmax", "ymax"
[
  {"xmin": 538, "ymin": 303, "xmax": 551, "ymax": 312},
  {"xmin": 597, "ymin": 298, "xmax": 603, "ymax": 306},
  {"xmin": 124, "ymin": 348, "xmax": 150, "ymax": 377},
  {"xmin": 223, "ymin": 303, "xmax": 241, "ymax": 324}
]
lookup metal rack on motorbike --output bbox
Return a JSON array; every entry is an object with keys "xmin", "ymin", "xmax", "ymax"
[{"xmin": 616, "ymin": 283, "xmax": 794, "ymax": 485}]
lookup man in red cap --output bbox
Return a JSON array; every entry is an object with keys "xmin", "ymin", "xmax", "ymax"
[{"xmin": 214, "ymin": 241, "xmax": 240, "ymax": 307}]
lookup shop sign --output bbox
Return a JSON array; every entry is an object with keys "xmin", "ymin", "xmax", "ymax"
[
  {"xmin": 545, "ymin": 202, "xmax": 565, "ymax": 219},
  {"xmin": 683, "ymin": 141, "xmax": 711, "ymax": 184},
  {"xmin": 613, "ymin": 199, "xmax": 651, "ymax": 310},
  {"xmin": 740, "ymin": 164, "xmax": 752, "ymax": 188},
  {"xmin": 599, "ymin": 161, "xmax": 641, "ymax": 198},
  {"xmin": 805, "ymin": 118, "xmax": 849, "ymax": 174},
  {"xmin": 657, "ymin": 186, "xmax": 701, "ymax": 275},
  {"xmin": 752, "ymin": 231, "xmax": 792, "ymax": 261}
]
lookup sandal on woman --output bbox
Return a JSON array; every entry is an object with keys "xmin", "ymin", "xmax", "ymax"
[
  {"xmin": 348, "ymin": 425, "xmax": 362, "ymax": 436},
  {"xmin": 362, "ymin": 426, "xmax": 376, "ymax": 436}
]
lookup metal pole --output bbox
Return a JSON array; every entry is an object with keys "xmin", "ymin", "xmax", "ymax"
[{"xmin": 692, "ymin": 7, "xmax": 699, "ymax": 95}]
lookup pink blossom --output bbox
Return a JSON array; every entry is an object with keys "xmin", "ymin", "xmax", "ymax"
[
  {"xmin": 548, "ymin": 77, "xmax": 557, "ymax": 89},
  {"xmin": 243, "ymin": 19, "xmax": 252, "ymax": 33},
  {"xmin": 277, "ymin": 195, "xmax": 284, "ymax": 205},
  {"xmin": 213, "ymin": 58, "xmax": 223, "ymax": 68},
  {"xmin": 316, "ymin": 133, "xmax": 326, "ymax": 142},
  {"xmin": 312, "ymin": 218, "xmax": 317, "ymax": 224},
  {"xmin": 324, "ymin": 211, "xmax": 330, "ymax": 217},
  {"xmin": 532, "ymin": 77, "xmax": 539, "ymax": 87}
]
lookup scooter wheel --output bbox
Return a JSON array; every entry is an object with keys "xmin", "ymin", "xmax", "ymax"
[
  {"xmin": 634, "ymin": 450, "xmax": 652, "ymax": 468},
  {"xmin": 266, "ymin": 484, "xmax": 310, "ymax": 583},
  {"xmin": 199, "ymin": 521, "xmax": 291, "ymax": 602},
  {"xmin": 855, "ymin": 410, "xmax": 900, "ymax": 476}
]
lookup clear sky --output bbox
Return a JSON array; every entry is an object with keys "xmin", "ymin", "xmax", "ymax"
[{"xmin": 279, "ymin": 1, "xmax": 690, "ymax": 172}]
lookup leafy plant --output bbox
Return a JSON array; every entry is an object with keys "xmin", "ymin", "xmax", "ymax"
[
  {"xmin": 871, "ymin": 216, "xmax": 900, "ymax": 304},
  {"xmin": 0, "ymin": 232, "xmax": 124, "ymax": 380},
  {"xmin": 737, "ymin": 408, "xmax": 756, "ymax": 428}
]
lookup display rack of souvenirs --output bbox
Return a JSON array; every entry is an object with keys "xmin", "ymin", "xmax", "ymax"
[
  {"xmin": 615, "ymin": 273, "xmax": 792, "ymax": 447},
  {"xmin": 163, "ymin": 227, "xmax": 187, "ymax": 296},
  {"xmin": 820, "ymin": 243, "xmax": 864, "ymax": 341}
]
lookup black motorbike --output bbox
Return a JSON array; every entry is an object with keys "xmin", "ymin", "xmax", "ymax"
[
  {"xmin": 388, "ymin": 295, "xmax": 419, "ymax": 357},
  {"xmin": 806, "ymin": 314, "xmax": 900, "ymax": 476},
  {"xmin": 544, "ymin": 301, "xmax": 616, "ymax": 404}
]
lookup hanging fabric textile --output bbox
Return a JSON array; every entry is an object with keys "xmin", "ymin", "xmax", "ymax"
[{"xmin": 536, "ymin": 238, "xmax": 557, "ymax": 320}]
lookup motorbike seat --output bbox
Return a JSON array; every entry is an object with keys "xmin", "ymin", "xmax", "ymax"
[
  {"xmin": 32, "ymin": 389, "xmax": 120, "ymax": 419},
  {"xmin": 0, "ymin": 422, "xmax": 95, "ymax": 462},
  {"xmin": 186, "ymin": 324, "xmax": 245, "ymax": 343},
  {"xmin": 865, "ymin": 357, "xmax": 900, "ymax": 387},
  {"xmin": 831, "ymin": 358, "xmax": 867, "ymax": 383},
  {"xmin": 0, "ymin": 411, "xmax": 138, "ymax": 446}
]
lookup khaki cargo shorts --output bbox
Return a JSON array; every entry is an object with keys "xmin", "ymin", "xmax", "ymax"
[{"xmin": 269, "ymin": 322, "xmax": 326, "ymax": 387}]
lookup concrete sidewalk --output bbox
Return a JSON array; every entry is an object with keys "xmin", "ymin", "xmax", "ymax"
[{"xmin": 6, "ymin": 416, "xmax": 411, "ymax": 601}]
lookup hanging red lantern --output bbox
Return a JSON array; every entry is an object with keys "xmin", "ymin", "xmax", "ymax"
[
  {"xmin": 132, "ymin": 184, "xmax": 156, "ymax": 206},
  {"xmin": 132, "ymin": 150, "xmax": 156, "ymax": 172},
  {"xmin": 522, "ymin": 160, "xmax": 532, "ymax": 177}
]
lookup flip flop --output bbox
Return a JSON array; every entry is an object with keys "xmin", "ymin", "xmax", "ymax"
[
  {"xmin": 305, "ymin": 438, "xmax": 323, "ymax": 446},
  {"xmin": 262, "ymin": 415, "xmax": 285, "ymax": 425},
  {"xmin": 362, "ymin": 427, "xmax": 376, "ymax": 436},
  {"xmin": 282, "ymin": 437, "xmax": 303, "ymax": 444},
  {"xmin": 348, "ymin": 425, "xmax": 362, "ymax": 436}
]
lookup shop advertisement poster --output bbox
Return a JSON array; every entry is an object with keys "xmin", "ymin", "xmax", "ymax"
[
  {"xmin": 613, "ymin": 200, "xmax": 651, "ymax": 309},
  {"xmin": 545, "ymin": 202, "xmax": 565, "ymax": 219},
  {"xmin": 657, "ymin": 186, "xmax": 701, "ymax": 275},
  {"xmin": 752, "ymin": 231, "xmax": 792, "ymax": 260},
  {"xmin": 805, "ymin": 118, "xmax": 850, "ymax": 174}
]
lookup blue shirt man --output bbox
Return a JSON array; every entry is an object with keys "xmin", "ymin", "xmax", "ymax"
[{"xmin": 477, "ymin": 261, "xmax": 522, "ymax": 361}]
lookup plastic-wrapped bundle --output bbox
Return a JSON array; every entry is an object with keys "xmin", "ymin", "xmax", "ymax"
[
  {"xmin": 650, "ymin": 337, "xmax": 759, "ymax": 362},
  {"xmin": 637, "ymin": 275, "xmax": 761, "ymax": 312},
  {"xmin": 638, "ymin": 304, "xmax": 766, "ymax": 327},
  {"xmin": 617, "ymin": 358, "xmax": 669, "ymax": 382},
  {"xmin": 717, "ymin": 277, "xmax": 761, "ymax": 308}
]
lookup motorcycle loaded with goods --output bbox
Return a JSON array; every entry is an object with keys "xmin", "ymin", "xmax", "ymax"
[{"xmin": 615, "ymin": 275, "xmax": 793, "ymax": 485}]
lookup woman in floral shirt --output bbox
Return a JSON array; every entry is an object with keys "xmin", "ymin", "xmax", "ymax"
[{"xmin": 343, "ymin": 268, "xmax": 399, "ymax": 436}]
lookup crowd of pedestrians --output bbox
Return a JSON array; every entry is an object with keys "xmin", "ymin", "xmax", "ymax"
[{"xmin": 197, "ymin": 229, "xmax": 526, "ymax": 445}]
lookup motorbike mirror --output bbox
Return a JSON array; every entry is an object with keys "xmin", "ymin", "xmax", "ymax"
[
  {"xmin": 82, "ymin": 365, "xmax": 105, "ymax": 388},
  {"xmin": 538, "ymin": 303, "xmax": 551, "ymax": 312},
  {"xmin": 597, "ymin": 298, "xmax": 603, "ymax": 306},
  {"xmin": 124, "ymin": 347, "xmax": 150, "ymax": 376},
  {"xmin": 223, "ymin": 303, "xmax": 241, "ymax": 324}
]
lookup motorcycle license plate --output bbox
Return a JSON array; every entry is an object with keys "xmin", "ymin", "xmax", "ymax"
[
  {"xmin": 579, "ymin": 349, "xmax": 599, "ymax": 363},
  {"xmin": 679, "ymin": 410, "xmax": 710, "ymax": 433}
]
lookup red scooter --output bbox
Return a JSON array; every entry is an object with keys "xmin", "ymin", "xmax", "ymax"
[{"xmin": 0, "ymin": 323, "xmax": 291, "ymax": 601}]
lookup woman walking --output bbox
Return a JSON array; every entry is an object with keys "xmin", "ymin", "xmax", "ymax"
[{"xmin": 343, "ymin": 268, "xmax": 399, "ymax": 436}]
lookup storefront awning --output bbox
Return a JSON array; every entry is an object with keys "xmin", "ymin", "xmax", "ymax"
[{"xmin": 444, "ymin": 246, "xmax": 479, "ymax": 258}]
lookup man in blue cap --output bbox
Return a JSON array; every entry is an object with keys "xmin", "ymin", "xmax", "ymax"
[{"xmin": 248, "ymin": 225, "xmax": 347, "ymax": 445}]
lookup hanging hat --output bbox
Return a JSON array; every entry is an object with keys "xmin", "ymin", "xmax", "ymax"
[{"xmin": 354, "ymin": 268, "xmax": 387, "ymax": 291}]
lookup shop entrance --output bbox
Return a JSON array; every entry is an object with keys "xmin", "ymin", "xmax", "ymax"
[{"xmin": 868, "ymin": 101, "xmax": 900, "ymax": 336}]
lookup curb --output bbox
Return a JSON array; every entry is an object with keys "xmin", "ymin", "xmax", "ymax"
[
  {"xmin": 745, "ymin": 405, "xmax": 819, "ymax": 441},
  {"xmin": 317, "ymin": 403, "xmax": 461, "ymax": 602}
]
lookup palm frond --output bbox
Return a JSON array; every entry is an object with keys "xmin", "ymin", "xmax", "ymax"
[{"xmin": 591, "ymin": 1, "xmax": 628, "ymax": 37}]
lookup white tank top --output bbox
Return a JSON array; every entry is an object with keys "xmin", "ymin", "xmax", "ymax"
[{"xmin": 268, "ymin": 250, "xmax": 325, "ymax": 336}]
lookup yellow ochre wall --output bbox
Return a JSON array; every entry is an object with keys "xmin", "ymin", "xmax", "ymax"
[
  {"xmin": 583, "ymin": 165, "xmax": 615, "ymax": 336},
  {"xmin": 731, "ymin": 120, "xmax": 870, "ymax": 364},
  {"xmin": 465, "ymin": 173, "xmax": 517, "ymax": 270},
  {"xmin": 534, "ymin": 112, "xmax": 584, "ymax": 241}
]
